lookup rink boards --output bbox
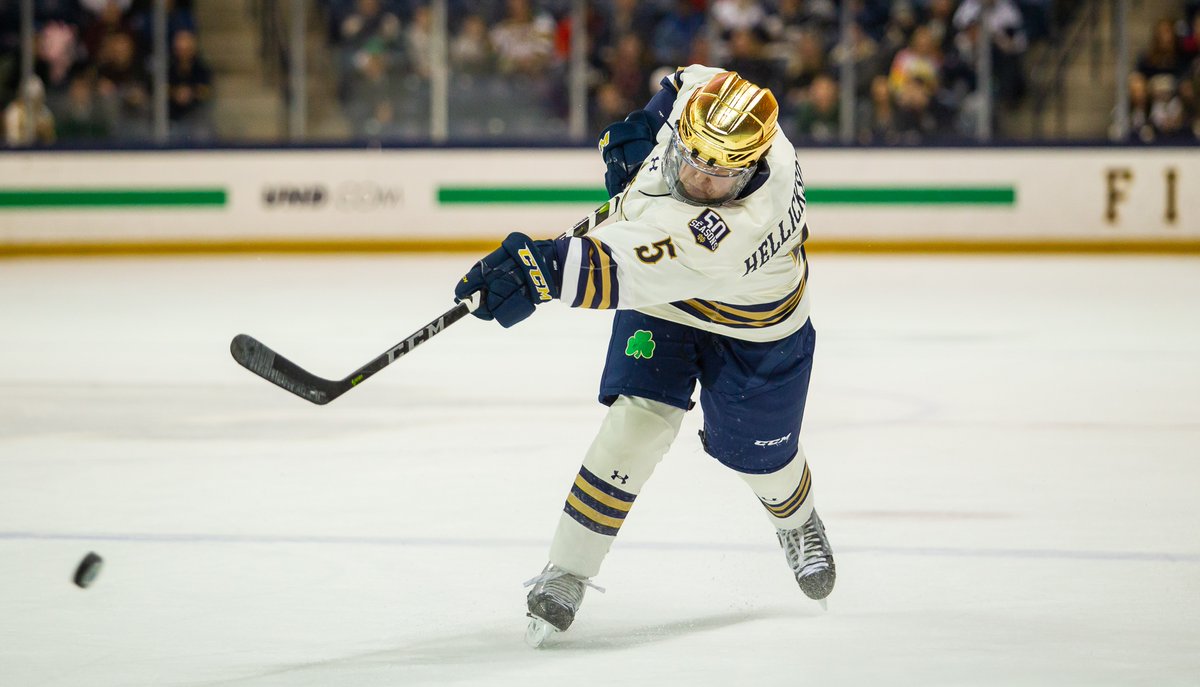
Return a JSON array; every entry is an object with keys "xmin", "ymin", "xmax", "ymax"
[{"xmin": 0, "ymin": 147, "xmax": 1196, "ymax": 253}]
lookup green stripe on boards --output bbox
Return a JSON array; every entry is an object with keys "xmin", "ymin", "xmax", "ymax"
[
  {"xmin": 0, "ymin": 189, "xmax": 227, "ymax": 208},
  {"xmin": 808, "ymin": 187, "xmax": 1016, "ymax": 205}
]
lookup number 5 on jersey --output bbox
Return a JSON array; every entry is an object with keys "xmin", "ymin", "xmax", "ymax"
[{"xmin": 635, "ymin": 238, "xmax": 677, "ymax": 264}]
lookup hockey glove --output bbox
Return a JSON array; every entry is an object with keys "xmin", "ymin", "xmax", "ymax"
[
  {"xmin": 454, "ymin": 232, "xmax": 561, "ymax": 328},
  {"xmin": 599, "ymin": 110, "xmax": 658, "ymax": 197}
]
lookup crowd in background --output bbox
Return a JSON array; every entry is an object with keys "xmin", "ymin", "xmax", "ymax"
[
  {"xmin": 4, "ymin": 0, "xmax": 1200, "ymax": 146},
  {"xmin": 322, "ymin": 0, "xmax": 1068, "ymax": 142},
  {"xmin": 0, "ymin": 0, "xmax": 212, "ymax": 146},
  {"xmin": 1125, "ymin": 1, "xmax": 1200, "ymax": 142}
]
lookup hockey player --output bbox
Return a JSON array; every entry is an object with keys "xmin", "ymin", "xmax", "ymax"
[{"xmin": 453, "ymin": 65, "xmax": 834, "ymax": 647}]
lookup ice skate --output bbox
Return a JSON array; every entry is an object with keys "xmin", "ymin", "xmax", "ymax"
[
  {"xmin": 522, "ymin": 563, "xmax": 602, "ymax": 648},
  {"xmin": 777, "ymin": 509, "xmax": 836, "ymax": 606}
]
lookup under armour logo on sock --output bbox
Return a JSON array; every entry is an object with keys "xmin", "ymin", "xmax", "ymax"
[{"xmin": 611, "ymin": 471, "xmax": 629, "ymax": 484}]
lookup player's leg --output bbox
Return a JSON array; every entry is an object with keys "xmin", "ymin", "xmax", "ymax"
[
  {"xmin": 525, "ymin": 312, "xmax": 695, "ymax": 644},
  {"xmin": 696, "ymin": 319, "xmax": 835, "ymax": 602},
  {"xmin": 735, "ymin": 445, "xmax": 835, "ymax": 602}
]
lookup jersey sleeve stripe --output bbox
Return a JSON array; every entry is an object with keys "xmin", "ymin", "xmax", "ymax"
[
  {"xmin": 661, "ymin": 67, "xmax": 684, "ymax": 92},
  {"xmin": 560, "ymin": 238, "xmax": 583, "ymax": 307},
  {"xmin": 576, "ymin": 237, "xmax": 620, "ymax": 310}
]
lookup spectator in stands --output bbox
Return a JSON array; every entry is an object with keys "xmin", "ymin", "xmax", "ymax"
[
  {"xmin": 937, "ymin": 20, "xmax": 980, "ymax": 134},
  {"xmin": 650, "ymin": 0, "xmax": 706, "ymax": 69},
  {"xmin": 880, "ymin": 1, "xmax": 921, "ymax": 61},
  {"xmin": 57, "ymin": 69, "xmax": 111, "ymax": 141},
  {"xmin": 129, "ymin": 0, "xmax": 198, "ymax": 54},
  {"xmin": 595, "ymin": 0, "xmax": 657, "ymax": 51},
  {"xmin": 168, "ymin": 29, "xmax": 213, "ymax": 139},
  {"xmin": 1178, "ymin": 36, "xmax": 1200, "ymax": 138},
  {"xmin": 790, "ymin": 72, "xmax": 839, "ymax": 143},
  {"xmin": 490, "ymin": 0, "xmax": 555, "ymax": 76},
  {"xmin": 783, "ymin": 28, "xmax": 828, "ymax": 95},
  {"xmin": 1147, "ymin": 73, "xmax": 1186, "ymax": 140},
  {"xmin": 337, "ymin": 0, "xmax": 403, "ymax": 108},
  {"xmin": 1136, "ymin": 19, "xmax": 1185, "ymax": 80},
  {"xmin": 711, "ymin": 0, "xmax": 768, "ymax": 35},
  {"xmin": 830, "ymin": 21, "xmax": 885, "ymax": 100},
  {"xmin": 450, "ymin": 14, "xmax": 494, "ymax": 75},
  {"xmin": 1126, "ymin": 71, "xmax": 1152, "ymax": 142},
  {"xmin": 592, "ymin": 80, "xmax": 632, "ymax": 130},
  {"xmin": 81, "ymin": 0, "xmax": 137, "ymax": 61},
  {"xmin": 954, "ymin": 0, "xmax": 1028, "ymax": 106},
  {"xmin": 35, "ymin": 21, "xmax": 82, "ymax": 103},
  {"xmin": 725, "ymin": 28, "xmax": 780, "ymax": 95},
  {"xmin": 924, "ymin": 0, "xmax": 958, "ymax": 52},
  {"xmin": 858, "ymin": 73, "xmax": 897, "ymax": 143},
  {"xmin": 407, "ymin": 5, "xmax": 433, "ymax": 79},
  {"xmin": 341, "ymin": 0, "xmax": 402, "ymax": 53},
  {"xmin": 889, "ymin": 25, "xmax": 940, "ymax": 101},
  {"xmin": 605, "ymin": 33, "xmax": 650, "ymax": 107},
  {"xmin": 685, "ymin": 33, "xmax": 714, "ymax": 68},
  {"xmin": 765, "ymin": 0, "xmax": 836, "ymax": 43},
  {"xmin": 893, "ymin": 69, "xmax": 937, "ymax": 141},
  {"xmin": 1180, "ymin": 12, "xmax": 1200, "ymax": 61},
  {"xmin": 80, "ymin": 0, "xmax": 131, "ymax": 14},
  {"xmin": 95, "ymin": 32, "xmax": 150, "ymax": 137},
  {"xmin": 4, "ymin": 76, "xmax": 56, "ymax": 146}
]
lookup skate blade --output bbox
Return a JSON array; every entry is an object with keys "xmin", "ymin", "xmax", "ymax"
[
  {"xmin": 525, "ymin": 617, "xmax": 556, "ymax": 648},
  {"xmin": 817, "ymin": 598, "xmax": 828, "ymax": 611}
]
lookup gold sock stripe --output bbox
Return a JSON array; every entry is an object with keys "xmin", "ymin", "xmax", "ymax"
[
  {"xmin": 762, "ymin": 463, "xmax": 811, "ymax": 519},
  {"xmin": 573, "ymin": 474, "xmax": 634, "ymax": 512},
  {"xmin": 566, "ymin": 493, "xmax": 626, "ymax": 530}
]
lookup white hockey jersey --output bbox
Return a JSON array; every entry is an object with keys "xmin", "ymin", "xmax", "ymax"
[{"xmin": 558, "ymin": 65, "xmax": 810, "ymax": 343}]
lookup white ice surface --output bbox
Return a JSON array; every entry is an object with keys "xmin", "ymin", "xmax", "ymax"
[{"xmin": 1, "ymin": 254, "xmax": 1198, "ymax": 686}]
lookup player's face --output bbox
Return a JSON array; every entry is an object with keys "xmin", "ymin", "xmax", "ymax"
[
  {"xmin": 677, "ymin": 163, "xmax": 742, "ymax": 203},
  {"xmin": 664, "ymin": 132, "xmax": 755, "ymax": 206}
]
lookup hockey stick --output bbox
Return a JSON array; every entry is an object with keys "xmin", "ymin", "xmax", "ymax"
[{"xmin": 230, "ymin": 193, "xmax": 622, "ymax": 405}]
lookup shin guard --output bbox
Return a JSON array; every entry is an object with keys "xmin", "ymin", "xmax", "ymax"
[{"xmin": 548, "ymin": 395, "xmax": 685, "ymax": 578}]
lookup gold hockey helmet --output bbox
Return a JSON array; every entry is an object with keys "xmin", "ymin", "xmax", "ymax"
[
  {"xmin": 664, "ymin": 71, "xmax": 778, "ymax": 206},
  {"xmin": 677, "ymin": 71, "xmax": 778, "ymax": 169}
]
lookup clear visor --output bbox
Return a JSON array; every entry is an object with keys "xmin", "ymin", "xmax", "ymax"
[{"xmin": 663, "ymin": 130, "xmax": 755, "ymax": 206}]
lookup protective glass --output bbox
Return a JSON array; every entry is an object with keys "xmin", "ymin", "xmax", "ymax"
[{"xmin": 663, "ymin": 129, "xmax": 756, "ymax": 206}]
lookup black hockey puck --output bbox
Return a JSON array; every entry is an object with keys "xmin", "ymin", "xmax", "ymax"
[{"xmin": 73, "ymin": 552, "xmax": 103, "ymax": 588}]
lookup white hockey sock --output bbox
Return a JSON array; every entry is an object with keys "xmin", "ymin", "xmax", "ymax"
[
  {"xmin": 736, "ymin": 447, "xmax": 815, "ymax": 531},
  {"xmin": 548, "ymin": 395, "xmax": 685, "ymax": 578}
]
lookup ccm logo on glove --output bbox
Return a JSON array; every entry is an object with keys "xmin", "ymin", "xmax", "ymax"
[{"xmin": 518, "ymin": 247, "xmax": 553, "ymax": 302}]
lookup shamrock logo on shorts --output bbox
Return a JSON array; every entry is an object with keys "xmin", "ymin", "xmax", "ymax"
[{"xmin": 625, "ymin": 330, "xmax": 656, "ymax": 359}]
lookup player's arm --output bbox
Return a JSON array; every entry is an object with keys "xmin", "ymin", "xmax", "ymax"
[
  {"xmin": 555, "ymin": 219, "xmax": 733, "ymax": 311},
  {"xmin": 597, "ymin": 69, "xmax": 684, "ymax": 197},
  {"xmin": 450, "ymin": 216, "xmax": 731, "ymax": 327}
]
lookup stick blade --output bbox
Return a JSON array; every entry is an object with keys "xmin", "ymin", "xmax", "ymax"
[{"xmin": 230, "ymin": 334, "xmax": 343, "ymax": 405}]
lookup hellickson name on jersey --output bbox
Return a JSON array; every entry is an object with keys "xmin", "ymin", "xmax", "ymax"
[{"xmin": 742, "ymin": 161, "xmax": 807, "ymax": 277}]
